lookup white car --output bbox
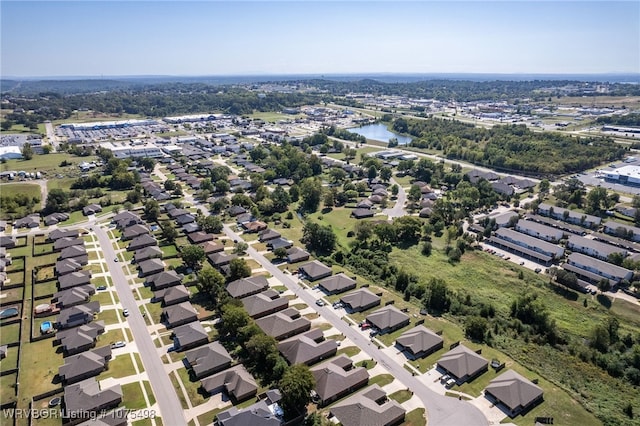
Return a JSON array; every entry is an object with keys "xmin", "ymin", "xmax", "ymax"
[
  {"xmin": 111, "ymin": 341, "xmax": 126, "ymax": 349},
  {"xmin": 123, "ymin": 309, "xmax": 129, "ymax": 317}
]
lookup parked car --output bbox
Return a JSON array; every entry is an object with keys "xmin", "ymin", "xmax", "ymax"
[
  {"xmin": 123, "ymin": 309, "xmax": 129, "ymax": 317},
  {"xmin": 440, "ymin": 374, "xmax": 451, "ymax": 383},
  {"xmin": 315, "ymin": 299, "xmax": 325, "ymax": 307},
  {"xmin": 111, "ymin": 341, "xmax": 126, "ymax": 349},
  {"xmin": 96, "ymin": 285, "xmax": 107, "ymax": 291},
  {"xmin": 445, "ymin": 378, "xmax": 457, "ymax": 388},
  {"xmin": 360, "ymin": 322, "xmax": 371, "ymax": 330},
  {"xmin": 534, "ymin": 268, "xmax": 542, "ymax": 273}
]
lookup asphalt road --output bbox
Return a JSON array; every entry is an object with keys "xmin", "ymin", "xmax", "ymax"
[
  {"xmin": 94, "ymin": 226, "xmax": 187, "ymax": 426},
  {"xmin": 383, "ymin": 177, "xmax": 407, "ymax": 218},
  {"xmin": 221, "ymin": 223, "xmax": 488, "ymax": 426}
]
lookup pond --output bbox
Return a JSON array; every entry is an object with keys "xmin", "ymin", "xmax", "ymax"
[{"xmin": 346, "ymin": 123, "xmax": 413, "ymax": 145}]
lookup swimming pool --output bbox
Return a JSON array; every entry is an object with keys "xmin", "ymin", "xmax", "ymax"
[
  {"xmin": 0, "ymin": 307, "xmax": 19, "ymax": 319},
  {"xmin": 40, "ymin": 321, "xmax": 53, "ymax": 334}
]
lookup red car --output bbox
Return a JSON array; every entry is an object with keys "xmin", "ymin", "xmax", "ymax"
[{"xmin": 360, "ymin": 322, "xmax": 371, "ymax": 330}]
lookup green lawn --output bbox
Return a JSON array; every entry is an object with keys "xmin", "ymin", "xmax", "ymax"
[
  {"xmin": 402, "ymin": 408, "xmax": 426, "ymax": 426},
  {"xmin": 122, "ymin": 382, "xmax": 149, "ymax": 409},
  {"xmin": 160, "ymin": 244, "xmax": 179, "ymax": 258},
  {"xmin": 1, "ymin": 153, "xmax": 97, "ymax": 175},
  {"xmin": 176, "ymin": 366, "xmax": 209, "ymax": 407},
  {"xmin": 0, "ymin": 323, "xmax": 21, "ymax": 345},
  {"xmin": 389, "ymin": 389, "xmax": 413, "ymax": 404},
  {"xmin": 307, "ymin": 208, "xmax": 356, "ymax": 249},
  {"xmin": 0, "ymin": 183, "xmax": 41, "ymax": 201},
  {"xmin": 17, "ymin": 338, "xmax": 63, "ymax": 407},
  {"xmin": 336, "ymin": 346, "xmax": 361, "ymax": 358},
  {"xmin": 143, "ymin": 380, "xmax": 155, "ymax": 405},
  {"xmin": 1, "ymin": 373, "xmax": 18, "ymax": 405},
  {"xmin": 169, "ymin": 371, "xmax": 189, "ymax": 410},
  {"xmin": 91, "ymin": 290, "xmax": 118, "ymax": 305},
  {"xmin": 46, "ymin": 177, "xmax": 77, "ymax": 192},
  {"xmin": 98, "ymin": 354, "xmax": 137, "ymax": 380},
  {"xmin": 99, "ymin": 328, "xmax": 125, "ymax": 345},
  {"xmin": 96, "ymin": 308, "xmax": 120, "ymax": 325},
  {"xmin": 1, "ymin": 287, "xmax": 24, "ymax": 304},
  {"xmin": 0, "ymin": 345, "xmax": 19, "ymax": 372},
  {"xmin": 368, "ymin": 374, "xmax": 394, "ymax": 388}
]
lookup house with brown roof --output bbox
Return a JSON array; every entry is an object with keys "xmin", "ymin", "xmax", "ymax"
[
  {"xmin": 147, "ymin": 270, "xmax": 183, "ymax": 290},
  {"xmin": 188, "ymin": 232, "xmax": 215, "ymax": 244},
  {"xmin": 185, "ymin": 341, "xmax": 233, "ymax": 379},
  {"xmin": 208, "ymin": 252, "xmax": 237, "ymax": 268},
  {"xmin": 351, "ymin": 209, "xmax": 375, "ymax": 219},
  {"xmin": 311, "ymin": 355, "xmax": 369, "ymax": 407},
  {"xmin": 55, "ymin": 321, "xmax": 105, "ymax": 356},
  {"xmin": 318, "ymin": 273, "xmax": 357, "ymax": 295},
  {"xmin": 279, "ymin": 328, "xmax": 338, "ymax": 366},
  {"xmin": 258, "ymin": 229, "xmax": 281, "ymax": 242},
  {"xmin": 437, "ymin": 344, "xmax": 488, "ymax": 384},
  {"xmin": 365, "ymin": 306, "xmax": 410, "ymax": 334},
  {"xmin": 329, "ymin": 384, "xmax": 405, "ymax": 426},
  {"xmin": 127, "ymin": 234, "xmax": 157, "ymax": 251},
  {"xmin": 241, "ymin": 289, "xmax": 289, "ymax": 319},
  {"xmin": 59, "ymin": 346, "xmax": 112, "ymax": 385},
  {"xmin": 215, "ymin": 391, "xmax": 282, "ymax": 426},
  {"xmin": 242, "ymin": 221, "xmax": 267, "ymax": 233},
  {"xmin": 286, "ymin": 247, "xmax": 310, "ymax": 264},
  {"xmin": 172, "ymin": 321, "xmax": 209, "ymax": 351},
  {"xmin": 55, "ymin": 258, "xmax": 84, "ymax": 276},
  {"xmin": 484, "ymin": 369, "xmax": 544, "ymax": 417},
  {"xmin": 226, "ymin": 275, "xmax": 269, "ymax": 299},
  {"xmin": 134, "ymin": 246, "xmax": 163, "ymax": 263},
  {"xmin": 298, "ymin": 260, "xmax": 332, "ymax": 281},
  {"xmin": 138, "ymin": 258, "xmax": 164, "ymax": 277},
  {"xmin": 162, "ymin": 301, "xmax": 198, "ymax": 328},
  {"xmin": 53, "ymin": 237, "xmax": 84, "ymax": 251},
  {"xmin": 122, "ymin": 224, "xmax": 150, "ymax": 240},
  {"xmin": 201, "ymin": 240, "xmax": 224, "ymax": 254},
  {"xmin": 395, "ymin": 325, "xmax": 443, "ymax": 359},
  {"xmin": 59, "ymin": 245, "xmax": 88, "ymax": 263},
  {"xmin": 340, "ymin": 288, "xmax": 381, "ymax": 313},
  {"xmin": 201, "ymin": 364, "xmax": 258, "ymax": 402},
  {"xmin": 256, "ymin": 307, "xmax": 311, "ymax": 341},
  {"xmin": 64, "ymin": 378, "xmax": 122, "ymax": 423},
  {"xmin": 153, "ymin": 284, "xmax": 190, "ymax": 306}
]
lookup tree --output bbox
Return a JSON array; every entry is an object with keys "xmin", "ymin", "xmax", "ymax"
[
  {"xmin": 164, "ymin": 179, "xmax": 176, "ymax": 191},
  {"xmin": 391, "ymin": 184, "xmax": 399, "ymax": 197},
  {"xmin": 233, "ymin": 241, "xmax": 248, "ymax": 254},
  {"xmin": 270, "ymin": 186, "xmax": 292, "ymax": 213},
  {"xmin": 408, "ymin": 184, "xmax": 422, "ymax": 203},
  {"xmin": 197, "ymin": 215, "xmax": 223, "ymax": 234},
  {"xmin": 424, "ymin": 278, "xmax": 450, "ymax": 314},
  {"xmin": 220, "ymin": 304, "xmax": 250, "ymax": 336},
  {"xmin": 138, "ymin": 157, "xmax": 156, "ymax": 172},
  {"xmin": 181, "ymin": 245, "xmax": 205, "ymax": 270},
  {"xmin": 144, "ymin": 200, "xmax": 160, "ymax": 222},
  {"xmin": 367, "ymin": 165, "xmax": 377, "ymax": 180},
  {"xmin": 215, "ymin": 179, "xmax": 230, "ymax": 194},
  {"xmin": 44, "ymin": 188, "xmax": 70, "ymax": 214},
  {"xmin": 280, "ymin": 364, "xmax": 316, "ymax": 420},
  {"xmin": 229, "ymin": 258, "xmax": 252, "ymax": 281},
  {"xmin": 329, "ymin": 168, "xmax": 347, "ymax": 184},
  {"xmin": 299, "ymin": 177, "xmax": 322, "ymax": 213},
  {"xmin": 161, "ymin": 221, "xmax": 179, "ymax": 243},
  {"xmin": 354, "ymin": 221, "xmax": 374, "ymax": 242},
  {"xmin": 465, "ymin": 316, "xmax": 488, "ymax": 342},
  {"xmin": 380, "ymin": 167, "xmax": 392, "ymax": 182},
  {"xmin": 196, "ymin": 267, "xmax": 226, "ymax": 301},
  {"xmin": 21, "ymin": 143, "xmax": 34, "ymax": 160},
  {"xmin": 323, "ymin": 190, "xmax": 335, "ymax": 209},
  {"xmin": 587, "ymin": 186, "xmax": 609, "ymax": 213},
  {"xmin": 538, "ymin": 179, "xmax": 550, "ymax": 194},
  {"xmin": 598, "ymin": 278, "xmax": 611, "ymax": 293},
  {"xmin": 301, "ymin": 222, "xmax": 336, "ymax": 255},
  {"xmin": 273, "ymin": 247, "xmax": 287, "ymax": 260}
]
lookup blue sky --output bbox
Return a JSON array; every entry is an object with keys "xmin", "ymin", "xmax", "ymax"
[{"xmin": 1, "ymin": 1, "xmax": 638, "ymax": 77}]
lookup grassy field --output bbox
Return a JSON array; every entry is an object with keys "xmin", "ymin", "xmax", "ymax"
[
  {"xmin": 176, "ymin": 366, "xmax": 209, "ymax": 407},
  {"xmin": 402, "ymin": 408, "xmax": 426, "ymax": 426},
  {"xmin": 307, "ymin": 207, "xmax": 356, "ymax": 248},
  {"xmin": 98, "ymin": 354, "xmax": 137, "ymax": 380},
  {"xmin": 0, "ymin": 183, "xmax": 41, "ymax": 200},
  {"xmin": 1, "ymin": 153, "xmax": 97, "ymax": 176},
  {"xmin": 18, "ymin": 338, "xmax": 63, "ymax": 407},
  {"xmin": 249, "ymin": 111, "xmax": 303, "ymax": 123}
]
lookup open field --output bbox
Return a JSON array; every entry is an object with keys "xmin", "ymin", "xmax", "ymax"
[
  {"xmin": 0, "ymin": 183, "xmax": 41, "ymax": 201},
  {"xmin": 249, "ymin": 111, "xmax": 304, "ymax": 122},
  {"xmin": 1, "ymin": 153, "xmax": 97, "ymax": 176}
]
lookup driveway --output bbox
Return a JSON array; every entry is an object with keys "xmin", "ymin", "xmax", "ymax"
[{"xmin": 383, "ymin": 177, "xmax": 407, "ymax": 218}]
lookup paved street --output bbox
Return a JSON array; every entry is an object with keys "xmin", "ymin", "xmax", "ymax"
[
  {"xmin": 220, "ymin": 224, "xmax": 489, "ymax": 426},
  {"xmin": 383, "ymin": 176, "xmax": 407, "ymax": 218},
  {"xmin": 94, "ymin": 226, "xmax": 187, "ymax": 426}
]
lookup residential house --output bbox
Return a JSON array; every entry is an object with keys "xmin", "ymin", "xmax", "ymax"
[
  {"xmin": 147, "ymin": 270, "xmax": 183, "ymax": 290},
  {"xmin": 226, "ymin": 275, "xmax": 269, "ymax": 299},
  {"xmin": 64, "ymin": 378, "xmax": 122, "ymax": 422},
  {"xmin": 340, "ymin": 288, "xmax": 381, "ymax": 313},
  {"xmin": 351, "ymin": 208, "xmax": 375, "ymax": 219},
  {"xmin": 395, "ymin": 325, "xmax": 444, "ymax": 359},
  {"xmin": 176, "ymin": 214, "xmax": 196, "ymax": 226},
  {"xmin": 162, "ymin": 301, "xmax": 198, "ymax": 328},
  {"xmin": 59, "ymin": 246, "xmax": 88, "ymax": 263},
  {"xmin": 484, "ymin": 370, "xmax": 544, "ymax": 417},
  {"xmin": 55, "ymin": 321, "xmax": 105, "ymax": 356},
  {"xmin": 0, "ymin": 236, "xmax": 16, "ymax": 249},
  {"xmin": 255, "ymin": 308, "xmax": 311, "ymax": 341},
  {"xmin": 153, "ymin": 284, "xmax": 190, "ymax": 306},
  {"xmin": 241, "ymin": 289, "xmax": 289, "ymax": 319},
  {"xmin": 55, "ymin": 258, "xmax": 83, "ymax": 276},
  {"xmin": 53, "ymin": 237, "xmax": 84, "ymax": 251},
  {"xmin": 298, "ymin": 260, "xmax": 332, "ymax": 281},
  {"xmin": 365, "ymin": 306, "xmax": 410, "ymax": 335},
  {"xmin": 208, "ymin": 252, "xmax": 237, "ymax": 269},
  {"xmin": 267, "ymin": 238, "xmax": 293, "ymax": 251},
  {"xmin": 122, "ymin": 224, "xmax": 150, "ymax": 240},
  {"xmin": 215, "ymin": 391, "xmax": 282, "ymax": 426},
  {"xmin": 258, "ymin": 229, "xmax": 281, "ymax": 242},
  {"xmin": 184, "ymin": 341, "xmax": 233, "ymax": 379},
  {"xmin": 201, "ymin": 364, "xmax": 258, "ymax": 402},
  {"xmin": 437, "ymin": 344, "xmax": 488, "ymax": 384},
  {"xmin": 603, "ymin": 221, "xmax": 640, "ymax": 242},
  {"xmin": 48, "ymin": 229, "xmax": 79, "ymax": 241},
  {"xmin": 14, "ymin": 214, "xmax": 40, "ymax": 228},
  {"xmin": 311, "ymin": 355, "xmax": 369, "ymax": 407},
  {"xmin": 138, "ymin": 258, "xmax": 165, "ymax": 277},
  {"xmin": 59, "ymin": 346, "xmax": 111, "ymax": 385},
  {"xmin": 329, "ymin": 384, "xmax": 406, "ymax": 426},
  {"xmin": 172, "ymin": 321, "xmax": 209, "ymax": 351},
  {"xmin": 83, "ymin": 204, "xmax": 103, "ymax": 216},
  {"xmin": 53, "ymin": 285, "xmax": 95, "ymax": 308},
  {"xmin": 242, "ymin": 221, "xmax": 267, "ymax": 233},
  {"xmin": 43, "ymin": 212, "xmax": 69, "ymax": 226},
  {"xmin": 318, "ymin": 273, "xmax": 357, "ymax": 295},
  {"xmin": 55, "ymin": 302, "xmax": 100, "ymax": 329},
  {"xmin": 58, "ymin": 270, "xmax": 92, "ymax": 290},
  {"xmin": 201, "ymin": 240, "xmax": 225, "ymax": 254},
  {"xmin": 112, "ymin": 211, "xmax": 142, "ymax": 229},
  {"xmin": 134, "ymin": 246, "xmax": 163, "ymax": 263},
  {"xmin": 127, "ymin": 234, "xmax": 157, "ymax": 251},
  {"xmin": 286, "ymin": 247, "xmax": 310, "ymax": 264},
  {"xmin": 187, "ymin": 232, "xmax": 215, "ymax": 244},
  {"xmin": 278, "ymin": 329, "xmax": 338, "ymax": 366}
]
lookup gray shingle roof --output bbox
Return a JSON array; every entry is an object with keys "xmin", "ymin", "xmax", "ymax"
[
  {"xmin": 299, "ymin": 260, "xmax": 332, "ymax": 281},
  {"xmin": 330, "ymin": 384, "xmax": 406, "ymax": 426},
  {"xmin": 173, "ymin": 321, "xmax": 209, "ymax": 349},
  {"xmin": 64, "ymin": 378, "xmax": 122, "ymax": 414},
  {"xmin": 396, "ymin": 325, "xmax": 443, "ymax": 356},
  {"xmin": 255, "ymin": 308, "xmax": 311, "ymax": 341},
  {"xmin": 318, "ymin": 273, "xmax": 357, "ymax": 294},
  {"xmin": 437, "ymin": 344, "xmax": 488, "ymax": 381},
  {"xmin": 200, "ymin": 364, "xmax": 258, "ymax": 401},
  {"xmin": 185, "ymin": 341, "xmax": 233, "ymax": 379},
  {"xmin": 241, "ymin": 290, "xmax": 289, "ymax": 318},
  {"xmin": 226, "ymin": 276, "xmax": 269, "ymax": 299},
  {"xmin": 311, "ymin": 355, "xmax": 369, "ymax": 404},
  {"xmin": 485, "ymin": 369, "xmax": 543, "ymax": 412},
  {"xmin": 365, "ymin": 306, "xmax": 410, "ymax": 331},
  {"xmin": 340, "ymin": 288, "xmax": 381, "ymax": 311},
  {"xmin": 278, "ymin": 329, "xmax": 338, "ymax": 365}
]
